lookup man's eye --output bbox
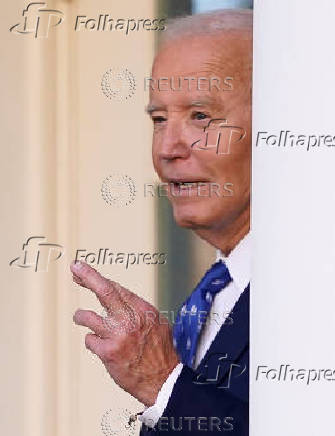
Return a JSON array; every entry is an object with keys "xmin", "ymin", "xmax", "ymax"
[
  {"xmin": 192, "ymin": 111, "xmax": 210, "ymax": 121},
  {"xmin": 152, "ymin": 116, "xmax": 166, "ymax": 124}
]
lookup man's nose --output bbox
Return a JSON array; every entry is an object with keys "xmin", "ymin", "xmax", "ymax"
[{"xmin": 158, "ymin": 120, "xmax": 191, "ymax": 160}]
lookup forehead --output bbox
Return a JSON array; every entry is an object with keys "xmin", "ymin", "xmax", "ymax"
[
  {"xmin": 149, "ymin": 35, "xmax": 250, "ymax": 110},
  {"xmin": 152, "ymin": 34, "xmax": 243, "ymax": 78}
]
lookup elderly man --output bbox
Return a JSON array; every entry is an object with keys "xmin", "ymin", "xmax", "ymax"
[{"xmin": 71, "ymin": 9, "xmax": 252, "ymax": 435}]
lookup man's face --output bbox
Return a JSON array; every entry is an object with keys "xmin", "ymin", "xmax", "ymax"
[{"xmin": 149, "ymin": 35, "xmax": 251, "ymax": 231}]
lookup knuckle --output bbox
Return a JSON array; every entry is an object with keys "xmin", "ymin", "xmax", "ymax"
[
  {"xmin": 73, "ymin": 308, "xmax": 81, "ymax": 318},
  {"xmin": 84, "ymin": 333, "xmax": 93, "ymax": 348},
  {"xmin": 73, "ymin": 309, "xmax": 85, "ymax": 323},
  {"xmin": 105, "ymin": 337, "xmax": 125, "ymax": 359},
  {"xmin": 86, "ymin": 268, "xmax": 99, "ymax": 284},
  {"xmin": 98, "ymin": 280, "xmax": 112, "ymax": 297},
  {"xmin": 86, "ymin": 309, "xmax": 98, "ymax": 321}
]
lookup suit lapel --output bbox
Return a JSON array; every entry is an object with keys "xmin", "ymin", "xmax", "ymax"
[{"xmin": 195, "ymin": 284, "xmax": 250, "ymax": 383}]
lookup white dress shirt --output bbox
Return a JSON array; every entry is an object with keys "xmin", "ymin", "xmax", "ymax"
[{"xmin": 139, "ymin": 233, "xmax": 250, "ymax": 428}]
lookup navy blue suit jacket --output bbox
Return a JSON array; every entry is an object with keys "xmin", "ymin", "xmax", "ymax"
[{"xmin": 140, "ymin": 285, "xmax": 249, "ymax": 435}]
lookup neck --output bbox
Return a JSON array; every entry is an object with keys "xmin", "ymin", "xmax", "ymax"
[{"xmin": 194, "ymin": 205, "xmax": 250, "ymax": 257}]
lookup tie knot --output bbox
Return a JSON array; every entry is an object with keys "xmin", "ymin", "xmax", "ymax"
[{"xmin": 201, "ymin": 260, "xmax": 232, "ymax": 298}]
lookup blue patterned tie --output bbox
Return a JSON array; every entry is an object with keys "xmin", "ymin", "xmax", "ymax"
[{"xmin": 173, "ymin": 260, "xmax": 232, "ymax": 367}]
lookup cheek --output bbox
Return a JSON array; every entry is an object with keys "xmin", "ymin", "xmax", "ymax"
[
  {"xmin": 152, "ymin": 138, "xmax": 161, "ymax": 173},
  {"xmin": 206, "ymin": 153, "xmax": 250, "ymax": 197}
]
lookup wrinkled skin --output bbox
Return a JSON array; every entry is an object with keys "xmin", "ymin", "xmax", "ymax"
[{"xmin": 71, "ymin": 261, "xmax": 179, "ymax": 406}]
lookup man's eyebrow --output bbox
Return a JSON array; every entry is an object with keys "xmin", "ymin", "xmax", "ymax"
[
  {"xmin": 145, "ymin": 97, "xmax": 222, "ymax": 114},
  {"xmin": 190, "ymin": 97, "xmax": 223, "ymax": 110},
  {"xmin": 145, "ymin": 104, "xmax": 166, "ymax": 115},
  {"xmin": 189, "ymin": 98, "xmax": 212, "ymax": 107}
]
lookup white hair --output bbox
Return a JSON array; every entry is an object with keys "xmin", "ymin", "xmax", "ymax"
[{"xmin": 161, "ymin": 9, "xmax": 252, "ymax": 45}]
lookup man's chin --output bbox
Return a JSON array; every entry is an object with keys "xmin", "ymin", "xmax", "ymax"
[{"xmin": 172, "ymin": 203, "xmax": 214, "ymax": 229}]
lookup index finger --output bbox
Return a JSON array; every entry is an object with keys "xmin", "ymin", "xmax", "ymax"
[{"xmin": 70, "ymin": 261, "xmax": 123, "ymax": 309}]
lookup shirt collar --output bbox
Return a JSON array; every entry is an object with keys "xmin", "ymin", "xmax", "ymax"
[{"xmin": 216, "ymin": 232, "xmax": 250, "ymax": 292}]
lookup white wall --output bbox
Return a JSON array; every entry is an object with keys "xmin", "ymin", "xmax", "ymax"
[{"xmin": 252, "ymin": 1, "xmax": 335, "ymax": 434}]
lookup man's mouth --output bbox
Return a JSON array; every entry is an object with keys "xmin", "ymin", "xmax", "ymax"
[
  {"xmin": 166, "ymin": 179, "xmax": 210, "ymax": 188},
  {"xmin": 163, "ymin": 178, "xmax": 213, "ymax": 197},
  {"xmin": 173, "ymin": 182, "xmax": 199, "ymax": 189}
]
